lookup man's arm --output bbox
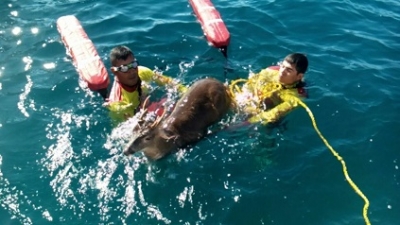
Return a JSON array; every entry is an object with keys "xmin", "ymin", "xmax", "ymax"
[
  {"xmin": 247, "ymin": 93, "xmax": 300, "ymax": 124},
  {"xmin": 153, "ymin": 71, "xmax": 187, "ymax": 93},
  {"xmin": 139, "ymin": 66, "xmax": 187, "ymax": 93}
]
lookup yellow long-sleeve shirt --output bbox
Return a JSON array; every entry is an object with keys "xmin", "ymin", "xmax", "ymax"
[
  {"xmin": 232, "ymin": 67, "xmax": 307, "ymax": 124},
  {"xmin": 105, "ymin": 66, "xmax": 186, "ymax": 122}
]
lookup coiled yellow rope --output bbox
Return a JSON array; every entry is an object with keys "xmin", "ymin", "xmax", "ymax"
[
  {"xmin": 229, "ymin": 78, "xmax": 371, "ymax": 225},
  {"xmin": 229, "ymin": 77, "xmax": 283, "ymax": 114},
  {"xmin": 229, "ymin": 78, "xmax": 247, "ymax": 95}
]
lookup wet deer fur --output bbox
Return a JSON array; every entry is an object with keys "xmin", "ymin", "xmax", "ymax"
[{"xmin": 124, "ymin": 78, "xmax": 232, "ymax": 160}]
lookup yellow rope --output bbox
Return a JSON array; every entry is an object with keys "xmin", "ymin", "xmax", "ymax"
[
  {"xmin": 229, "ymin": 77, "xmax": 283, "ymax": 115},
  {"xmin": 229, "ymin": 77, "xmax": 371, "ymax": 224},
  {"xmin": 229, "ymin": 78, "xmax": 247, "ymax": 95},
  {"xmin": 295, "ymin": 99, "xmax": 371, "ymax": 225}
]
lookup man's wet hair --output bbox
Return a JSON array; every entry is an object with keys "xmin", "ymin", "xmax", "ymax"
[
  {"xmin": 110, "ymin": 45, "xmax": 134, "ymax": 66},
  {"xmin": 284, "ymin": 53, "xmax": 308, "ymax": 74},
  {"xmin": 109, "ymin": 45, "xmax": 142, "ymax": 98}
]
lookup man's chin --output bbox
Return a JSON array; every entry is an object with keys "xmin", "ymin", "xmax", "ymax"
[{"xmin": 128, "ymin": 80, "xmax": 139, "ymax": 86}]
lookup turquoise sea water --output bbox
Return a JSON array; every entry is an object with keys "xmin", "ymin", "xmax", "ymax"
[{"xmin": 1, "ymin": 0, "xmax": 399, "ymax": 224}]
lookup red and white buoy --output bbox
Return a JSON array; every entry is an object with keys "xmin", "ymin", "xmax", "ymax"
[
  {"xmin": 57, "ymin": 15, "xmax": 109, "ymax": 96},
  {"xmin": 189, "ymin": 0, "xmax": 230, "ymax": 57}
]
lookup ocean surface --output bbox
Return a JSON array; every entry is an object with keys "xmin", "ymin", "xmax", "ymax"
[{"xmin": 1, "ymin": 0, "xmax": 399, "ymax": 224}]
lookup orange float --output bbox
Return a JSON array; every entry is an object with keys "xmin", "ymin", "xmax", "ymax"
[
  {"xmin": 189, "ymin": 0, "xmax": 230, "ymax": 54},
  {"xmin": 57, "ymin": 15, "xmax": 109, "ymax": 96}
]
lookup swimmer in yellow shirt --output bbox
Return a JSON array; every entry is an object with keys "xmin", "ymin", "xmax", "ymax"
[
  {"xmin": 104, "ymin": 45, "xmax": 186, "ymax": 122},
  {"xmin": 231, "ymin": 53, "xmax": 308, "ymax": 124}
]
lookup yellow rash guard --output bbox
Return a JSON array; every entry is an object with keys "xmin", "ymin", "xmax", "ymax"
[
  {"xmin": 105, "ymin": 65, "xmax": 186, "ymax": 122},
  {"xmin": 230, "ymin": 66, "xmax": 307, "ymax": 124}
]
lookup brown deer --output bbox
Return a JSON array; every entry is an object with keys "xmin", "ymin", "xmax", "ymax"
[{"xmin": 124, "ymin": 78, "xmax": 233, "ymax": 160}]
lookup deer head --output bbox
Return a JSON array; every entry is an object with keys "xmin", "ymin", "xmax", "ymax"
[{"xmin": 123, "ymin": 104, "xmax": 175, "ymax": 160}]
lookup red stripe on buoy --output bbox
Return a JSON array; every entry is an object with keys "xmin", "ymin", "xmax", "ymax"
[
  {"xmin": 268, "ymin": 65, "xmax": 280, "ymax": 71},
  {"xmin": 57, "ymin": 15, "xmax": 109, "ymax": 91},
  {"xmin": 189, "ymin": 0, "xmax": 230, "ymax": 49}
]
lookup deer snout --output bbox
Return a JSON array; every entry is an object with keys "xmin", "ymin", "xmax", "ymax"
[
  {"xmin": 123, "ymin": 146, "xmax": 133, "ymax": 156},
  {"xmin": 123, "ymin": 148, "xmax": 131, "ymax": 156},
  {"xmin": 124, "ymin": 139, "xmax": 137, "ymax": 156}
]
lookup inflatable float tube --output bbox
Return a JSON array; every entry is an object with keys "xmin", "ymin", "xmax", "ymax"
[
  {"xmin": 189, "ymin": 0, "xmax": 230, "ymax": 50},
  {"xmin": 57, "ymin": 15, "xmax": 109, "ymax": 96}
]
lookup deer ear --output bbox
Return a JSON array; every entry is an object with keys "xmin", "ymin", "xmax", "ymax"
[{"xmin": 133, "ymin": 122, "xmax": 141, "ymax": 134}]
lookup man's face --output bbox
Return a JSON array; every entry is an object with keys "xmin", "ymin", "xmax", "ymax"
[
  {"xmin": 279, "ymin": 60, "xmax": 303, "ymax": 85},
  {"xmin": 111, "ymin": 55, "xmax": 139, "ymax": 87}
]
